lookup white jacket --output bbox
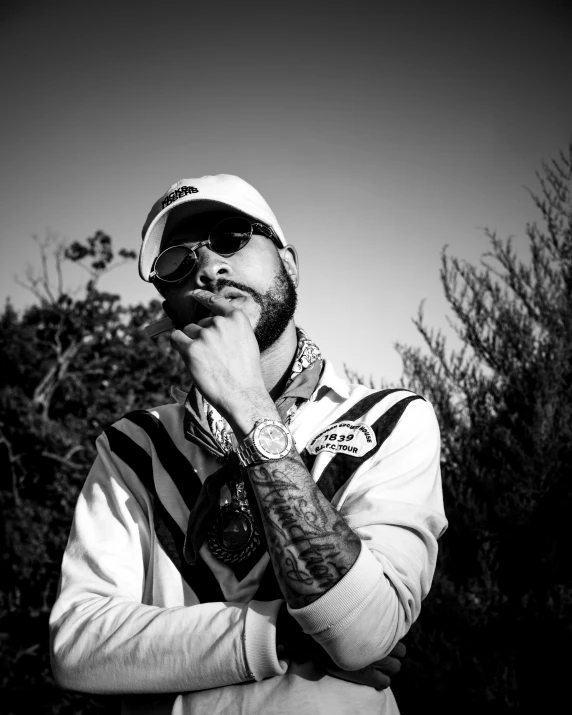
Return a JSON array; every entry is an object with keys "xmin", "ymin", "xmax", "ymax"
[{"xmin": 50, "ymin": 360, "xmax": 447, "ymax": 714}]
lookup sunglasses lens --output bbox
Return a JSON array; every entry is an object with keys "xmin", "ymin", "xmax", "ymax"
[
  {"xmin": 210, "ymin": 217, "xmax": 252, "ymax": 255},
  {"xmin": 155, "ymin": 245, "xmax": 195, "ymax": 281}
]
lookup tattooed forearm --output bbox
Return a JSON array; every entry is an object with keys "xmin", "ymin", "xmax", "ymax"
[{"xmin": 247, "ymin": 451, "xmax": 361, "ymax": 608}]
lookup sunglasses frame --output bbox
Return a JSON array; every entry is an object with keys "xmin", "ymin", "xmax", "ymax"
[{"xmin": 149, "ymin": 217, "xmax": 280, "ymax": 283}]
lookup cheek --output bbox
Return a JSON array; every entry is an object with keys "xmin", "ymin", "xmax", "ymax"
[
  {"xmin": 161, "ymin": 286, "xmax": 178, "ymax": 309},
  {"xmin": 238, "ymin": 244, "xmax": 281, "ymax": 284}
]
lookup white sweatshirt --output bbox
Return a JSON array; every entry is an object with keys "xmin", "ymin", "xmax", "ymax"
[{"xmin": 50, "ymin": 360, "xmax": 447, "ymax": 714}]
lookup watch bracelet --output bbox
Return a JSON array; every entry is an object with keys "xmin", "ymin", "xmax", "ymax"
[
  {"xmin": 236, "ymin": 418, "xmax": 293, "ymax": 467},
  {"xmin": 237, "ymin": 441, "xmax": 281, "ymax": 467}
]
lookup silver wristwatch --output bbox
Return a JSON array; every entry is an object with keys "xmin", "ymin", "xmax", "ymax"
[{"xmin": 236, "ymin": 419, "xmax": 293, "ymax": 467}]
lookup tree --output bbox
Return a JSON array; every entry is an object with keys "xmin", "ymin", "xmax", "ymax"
[
  {"xmin": 391, "ymin": 145, "xmax": 572, "ymax": 712},
  {"xmin": 14, "ymin": 232, "xmax": 138, "ymax": 420},
  {"xmin": 0, "ymin": 234, "xmax": 186, "ymax": 714}
]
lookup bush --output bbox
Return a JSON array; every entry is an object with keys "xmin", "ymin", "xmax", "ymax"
[{"xmin": 392, "ymin": 144, "xmax": 572, "ymax": 712}]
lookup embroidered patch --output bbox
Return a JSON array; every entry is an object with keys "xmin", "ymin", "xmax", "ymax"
[{"xmin": 307, "ymin": 421, "xmax": 376, "ymax": 456}]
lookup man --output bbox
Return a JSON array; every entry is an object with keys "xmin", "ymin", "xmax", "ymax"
[{"xmin": 50, "ymin": 174, "xmax": 447, "ymax": 714}]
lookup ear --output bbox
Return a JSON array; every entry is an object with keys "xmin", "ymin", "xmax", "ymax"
[{"xmin": 280, "ymin": 245, "xmax": 300, "ymax": 287}]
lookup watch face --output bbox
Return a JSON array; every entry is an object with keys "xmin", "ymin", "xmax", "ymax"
[{"xmin": 259, "ymin": 424, "xmax": 289, "ymax": 455}]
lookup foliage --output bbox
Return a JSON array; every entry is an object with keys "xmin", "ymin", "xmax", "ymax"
[
  {"xmin": 391, "ymin": 145, "xmax": 572, "ymax": 712},
  {"xmin": 0, "ymin": 234, "xmax": 185, "ymax": 714}
]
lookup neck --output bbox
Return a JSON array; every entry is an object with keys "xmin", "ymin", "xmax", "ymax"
[{"xmin": 260, "ymin": 321, "xmax": 298, "ymax": 400}]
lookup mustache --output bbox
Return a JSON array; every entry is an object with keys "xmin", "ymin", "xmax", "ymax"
[
  {"xmin": 191, "ymin": 279, "xmax": 262, "ymax": 324},
  {"xmin": 209, "ymin": 279, "xmax": 262, "ymax": 304}
]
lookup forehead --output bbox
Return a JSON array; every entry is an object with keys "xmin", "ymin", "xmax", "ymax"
[{"xmin": 162, "ymin": 210, "xmax": 242, "ymax": 249}]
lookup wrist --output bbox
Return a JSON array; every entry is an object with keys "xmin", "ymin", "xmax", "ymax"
[
  {"xmin": 223, "ymin": 391, "xmax": 280, "ymax": 440},
  {"xmin": 236, "ymin": 418, "xmax": 293, "ymax": 467}
]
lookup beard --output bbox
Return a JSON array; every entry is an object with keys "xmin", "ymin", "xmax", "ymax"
[
  {"xmin": 253, "ymin": 261, "xmax": 298, "ymax": 352},
  {"xmin": 210, "ymin": 261, "xmax": 297, "ymax": 353}
]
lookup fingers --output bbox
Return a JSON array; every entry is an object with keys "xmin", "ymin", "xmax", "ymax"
[
  {"xmin": 182, "ymin": 325, "xmax": 201, "ymax": 339},
  {"xmin": 326, "ymin": 665, "xmax": 391, "ymax": 691},
  {"xmin": 370, "ymin": 670, "xmax": 391, "ymax": 690},
  {"xmin": 190, "ymin": 289, "xmax": 236, "ymax": 316},
  {"xmin": 169, "ymin": 328, "xmax": 193, "ymax": 356},
  {"xmin": 176, "ymin": 289, "xmax": 243, "ymax": 341},
  {"xmin": 322, "ymin": 643, "xmax": 406, "ymax": 691},
  {"xmin": 373, "ymin": 655, "xmax": 402, "ymax": 675},
  {"xmin": 182, "ymin": 317, "xmax": 214, "ymax": 339},
  {"xmin": 389, "ymin": 641, "xmax": 406, "ymax": 659}
]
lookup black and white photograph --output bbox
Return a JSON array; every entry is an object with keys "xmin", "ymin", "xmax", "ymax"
[{"xmin": 1, "ymin": 1, "xmax": 570, "ymax": 713}]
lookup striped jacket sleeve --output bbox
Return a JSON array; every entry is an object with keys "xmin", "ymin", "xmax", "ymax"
[
  {"xmin": 49, "ymin": 430, "xmax": 287, "ymax": 694},
  {"xmin": 288, "ymin": 398, "xmax": 447, "ymax": 670}
]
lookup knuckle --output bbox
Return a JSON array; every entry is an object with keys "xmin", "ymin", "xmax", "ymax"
[{"xmin": 378, "ymin": 675, "xmax": 391, "ymax": 690}]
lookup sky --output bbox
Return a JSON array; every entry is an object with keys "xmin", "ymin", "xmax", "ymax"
[{"xmin": 1, "ymin": 0, "xmax": 571, "ymax": 385}]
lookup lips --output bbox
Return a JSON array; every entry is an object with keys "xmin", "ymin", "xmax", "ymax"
[
  {"xmin": 218, "ymin": 288, "xmax": 247, "ymax": 301},
  {"xmin": 189, "ymin": 289, "xmax": 247, "ymax": 323}
]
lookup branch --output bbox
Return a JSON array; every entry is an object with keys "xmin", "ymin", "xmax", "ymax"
[
  {"xmin": 64, "ymin": 445, "xmax": 84, "ymax": 460},
  {"xmin": 55, "ymin": 244, "xmax": 65, "ymax": 297},
  {"xmin": 41, "ymin": 451, "xmax": 84, "ymax": 471},
  {"xmin": 37, "ymin": 236, "xmax": 57, "ymax": 304},
  {"xmin": 0, "ymin": 426, "xmax": 23, "ymax": 506},
  {"xmin": 16, "ymin": 234, "xmax": 67, "ymax": 307},
  {"xmin": 14, "ymin": 273, "xmax": 48, "ymax": 305}
]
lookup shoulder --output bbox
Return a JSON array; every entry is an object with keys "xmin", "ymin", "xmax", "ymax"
[
  {"xmin": 95, "ymin": 401, "xmax": 196, "ymax": 499},
  {"xmin": 308, "ymin": 361, "xmax": 438, "ymax": 446},
  {"xmin": 109, "ymin": 401, "xmax": 184, "ymax": 434},
  {"xmin": 315, "ymin": 361, "xmax": 431, "ymax": 422},
  {"xmin": 100, "ymin": 401, "xmax": 186, "ymax": 458},
  {"xmin": 342, "ymin": 381, "xmax": 434, "ymax": 428}
]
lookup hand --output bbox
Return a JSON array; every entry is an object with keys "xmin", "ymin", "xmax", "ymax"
[
  {"xmin": 169, "ymin": 289, "xmax": 275, "ymax": 431},
  {"xmin": 325, "ymin": 642, "xmax": 406, "ymax": 691},
  {"xmin": 276, "ymin": 604, "xmax": 405, "ymax": 691}
]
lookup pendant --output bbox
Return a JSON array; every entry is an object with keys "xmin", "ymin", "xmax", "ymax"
[{"xmin": 207, "ymin": 484, "xmax": 261, "ymax": 565}]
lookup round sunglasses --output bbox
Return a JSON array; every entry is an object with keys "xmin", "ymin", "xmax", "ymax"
[{"xmin": 149, "ymin": 217, "xmax": 279, "ymax": 283}]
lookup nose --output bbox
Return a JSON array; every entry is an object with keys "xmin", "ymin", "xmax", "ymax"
[{"xmin": 193, "ymin": 245, "xmax": 231, "ymax": 287}]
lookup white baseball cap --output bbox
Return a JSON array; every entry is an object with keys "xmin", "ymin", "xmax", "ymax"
[{"xmin": 139, "ymin": 174, "xmax": 286, "ymax": 281}]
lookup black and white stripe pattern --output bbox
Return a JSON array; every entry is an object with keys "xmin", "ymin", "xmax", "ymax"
[{"xmin": 104, "ymin": 389, "xmax": 424, "ymax": 604}]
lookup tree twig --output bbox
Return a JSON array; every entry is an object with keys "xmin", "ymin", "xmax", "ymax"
[
  {"xmin": 41, "ymin": 451, "xmax": 84, "ymax": 470},
  {"xmin": 0, "ymin": 427, "xmax": 23, "ymax": 506}
]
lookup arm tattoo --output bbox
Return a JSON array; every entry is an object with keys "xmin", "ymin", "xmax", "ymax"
[{"xmin": 247, "ymin": 451, "xmax": 361, "ymax": 608}]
